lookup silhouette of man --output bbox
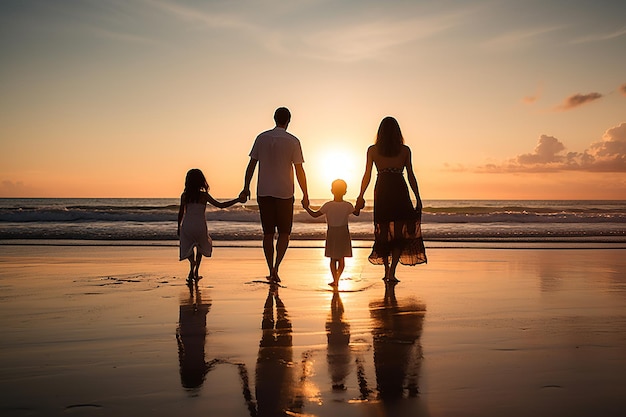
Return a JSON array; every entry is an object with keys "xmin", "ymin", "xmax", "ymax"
[{"xmin": 240, "ymin": 107, "xmax": 309, "ymax": 282}]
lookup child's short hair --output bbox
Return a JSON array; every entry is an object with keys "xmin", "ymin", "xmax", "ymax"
[{"xmin": 331, "ymin": 179, "xmax": 347, "ymax": 195}]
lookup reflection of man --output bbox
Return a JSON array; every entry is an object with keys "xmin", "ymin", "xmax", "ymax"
[
  {"xmin": 256, "ymin": 285, "xmax": 295, "ymax": 416},
  {"xmin": 176, "ymin": 288, "xmax": 212, "ymax": 389},
  {"xmin": 240, "ymin": 107, "xmax": 309, "ymax": 282}
]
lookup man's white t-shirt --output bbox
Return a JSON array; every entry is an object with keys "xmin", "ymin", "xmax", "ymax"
[{"xmin": 249, "ymin": 127, "xmax": 304, "ymax": 199}]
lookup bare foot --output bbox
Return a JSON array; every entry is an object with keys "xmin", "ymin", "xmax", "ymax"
[
  {"xmin": 328, "ymin": 281, "xmax": 338, "ymax": 287},
  {"xmin": 269, "ymin": 268, "xmax": 281, "ymax": 283}
]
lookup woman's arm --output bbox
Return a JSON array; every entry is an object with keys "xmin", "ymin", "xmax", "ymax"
[
  {"xmin": 404, "ymin": 146, "xmax": 422, "ymax": 212},
  {"xmin": 356, "ymin": 146, "xmax": 375, "ymax": 210}
]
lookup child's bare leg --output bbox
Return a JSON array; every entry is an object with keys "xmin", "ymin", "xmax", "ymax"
[
  {"xmin": 329, "ymin": 259, "xmax": 338, "ymax": 286},
  {"xmin": 329, "ymin": 259, "xmax": 342, "ymax": 286},
  {"xmin": 336, "ymin": 258, "xmax": 345, "ymax": 281},
  {"xmin": 186, "ymin": 254, "xmax": 195, "ymax": 281},
  {"xmin": 194, "ymin": 252, "xmax": 203, "ymax": 280}
]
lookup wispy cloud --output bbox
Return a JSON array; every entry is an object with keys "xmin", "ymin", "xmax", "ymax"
[
  {"xmin": 144, "ymin": 0, "xmax": 256, "ymax": 31},
  {"xmin": 522, "ymin": 83, "xmax": 543, "ymax": 104},
  {"xmin": 142, "ymin": 0, "xmax": 468, "ymax": 62},
  {"xmin": 571, "ymin": 26, "xmax": 626, "ymax": 44},
  {"xmin": 554, "ymin": 92, "xmax": 603, "ymax": 111},
  {"xmin": 482, "ymin": 26, "xmax": 562, "ymax": 49},
  {"xmin": 476, "ymin": 122, "xmax": 626, "ymax": 173},
  {"xmin": 298, "ymin": 14, "xmax": 461, "ymax": 62}
]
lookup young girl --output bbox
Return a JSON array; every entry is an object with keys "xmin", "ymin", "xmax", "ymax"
[
  {"xmin": 305, "ymin": 179, "xmax": 359, "ymax": 287},
  {"xmin": 177, "ymin": 168, "xmax": 242, "ymax": 284}
]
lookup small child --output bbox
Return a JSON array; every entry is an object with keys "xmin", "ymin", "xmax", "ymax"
[
  {"xmin": 305, "ymin": 179, "xmax": 359, "ymax": 287},
  {"xmin": 177, "ymin": 168, "xmax": 243, "ymax": 284}
]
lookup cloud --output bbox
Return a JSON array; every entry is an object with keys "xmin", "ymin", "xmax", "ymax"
[
  {"xmin": 0, "ymin": 180, "xmax": 38, "ymax": 197},
  {"xmin": 522, "ymin": 83, "xmax": 543, "ymax": 104},
  {"xmin": 143, "ymin": 0, "xmax": 468, "ymax": 62},
  {"xmin": 554, "ymin": 92, "xmax": 603, "ymax": 111},
  {"xmin": 477, "ymin": 122, "xmax": 626, "ymax": 173},
  {"xmin": 571, "ymin": 26, "xmax": 626, "ymax": 44},
  {"xmin": 620, "ymin": 84, "xmax": 626, "ymax": 97},
  {"xmin": 482, "ymin": 26, "xmax": 562, "ymax": 49},
  {"xmin": 516, "ymin": 135, "xmax": 565, "ymax": 164}
]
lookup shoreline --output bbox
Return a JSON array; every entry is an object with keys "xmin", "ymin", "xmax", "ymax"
[{"xmin": 2, "ymin": 238, "xmax": 626, "ymax": 250}]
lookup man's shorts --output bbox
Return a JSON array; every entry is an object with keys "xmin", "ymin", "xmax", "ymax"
[{"xmin": 257, "ymin": 196, "xmax": 294, "ymax": 235}]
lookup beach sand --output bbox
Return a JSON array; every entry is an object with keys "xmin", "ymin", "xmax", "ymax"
[{"xmin": 1, "ymin": 244, "xmax": 626, "ymax": 416}]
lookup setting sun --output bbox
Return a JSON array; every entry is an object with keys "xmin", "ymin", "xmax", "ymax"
[{"xmin": 313, "ymin": 147, "xmax": 361, "ymax": 196}]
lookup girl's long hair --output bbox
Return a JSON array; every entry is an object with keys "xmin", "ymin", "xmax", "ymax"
[
  {"xmin": 375, "ymin": 116, "xmax": 404, "ymax": 157},
  {"xmin": 183, "ymin": 169, "xmax": 209, "ymax": 204}
]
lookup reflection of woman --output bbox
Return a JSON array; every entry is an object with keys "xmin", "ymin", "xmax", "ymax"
[
  {"xmin": 256, "ymin": 285, "xmax": 296, "ymax": 416},
  {"xmin": 176, "ymin": 287, "xmax": 212, "ymax": 389},
  {"xmin": 369, "ymin": 282, "xmax": 425, "ymax": 400},
  {"xmin": 356, "ymin": 116, "xmax": 427, "ymax": 282},
  {"xmin": 326, "ymin": 289, "xmax": 351, "ymax": 390}
]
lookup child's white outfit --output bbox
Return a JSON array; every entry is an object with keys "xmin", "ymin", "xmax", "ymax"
[
  {"xmin": 179, "ymin": 202, "xmax": 213, "ymax": 260},
  {"xmin": 319, "ymin": 201, "xmax": 354, "ymax": 259}
]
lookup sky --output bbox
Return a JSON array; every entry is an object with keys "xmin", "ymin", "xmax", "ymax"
[{"xmin": 1, "ymin": 0, "xmax": 625, "ymax": 200}]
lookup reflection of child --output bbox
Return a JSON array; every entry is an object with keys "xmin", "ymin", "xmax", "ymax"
[
  {"xmin": 177, "ymin": 168, "xmax": 243, "ymax": 284},
  {"xmin": 305, "ymin": 179, "xmax": 359, "ymax": 287}
]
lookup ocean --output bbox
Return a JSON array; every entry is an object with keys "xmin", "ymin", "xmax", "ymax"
[{"xmin": 1, "ymin": 198, "xmax": 625, "ymax": 248}]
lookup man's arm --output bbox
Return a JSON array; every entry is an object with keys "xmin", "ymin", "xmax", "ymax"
[
  {"xmin": 240, "ymin": 158, "xmax": 258, "ymax": 202},
  {"xmin": 294, "ymin": 163, "xmax": 309, "ymax": 208}
]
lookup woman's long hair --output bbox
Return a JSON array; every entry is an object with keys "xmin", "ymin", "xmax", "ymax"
[
  {"xmin": 183, "ymin": 169, "xmax": 209, "ymax": 204},
  {"xmin": 375, "ymin": 116, "xmax": 404, "ymax": 157}
]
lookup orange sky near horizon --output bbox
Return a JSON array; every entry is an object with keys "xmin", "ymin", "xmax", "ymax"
[{"xmin": 1, "ymin": 1, "xmax": 625, "ymax": 200}]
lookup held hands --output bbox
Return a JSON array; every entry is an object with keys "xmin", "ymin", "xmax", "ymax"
[
  {"xmin": 238, "ymin": 189, "xmax": 250, "ymax": 203},
  {"xmin": 301, "ymin": 196, "xmax": 310, "ymax": 209},
  {"xmin": 355, "ymin": 196, "xmax": 366, "ymax": 211}
]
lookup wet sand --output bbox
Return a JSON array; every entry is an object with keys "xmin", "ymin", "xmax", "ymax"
[{"xmin": 1, "ymin": 245, "xmax": 626, "ymax": 416}]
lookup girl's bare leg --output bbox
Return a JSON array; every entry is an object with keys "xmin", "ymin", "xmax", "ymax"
[
  {"xmin": 194, "ymin": 252, "xmax": 202, "ymax": 281},
  {"xmin": 187, "ymin": 255, "xmax": 195, "ymax": 281}
]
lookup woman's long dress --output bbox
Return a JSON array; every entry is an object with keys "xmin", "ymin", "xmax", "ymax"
[{"xmin": 369, "ymin": 167, "xmax": 427, "ymax": 266}]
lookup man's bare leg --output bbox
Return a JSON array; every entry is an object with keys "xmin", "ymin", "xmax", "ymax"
[
  {"xmin": 272, "ymin": 233, "xmax": 290, "ymax": 282},
  {"xmin": 263, "ymin": 233, "xmax": 275, "ymax": 280}
]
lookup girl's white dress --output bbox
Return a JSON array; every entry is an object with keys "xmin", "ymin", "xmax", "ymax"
[
  {"xmin": 179, "ymin": 202, "xmax": 213, "ymax": 260},
  {"xmin": 320, "ymin": 201, "xmax": 354, "ymax": 259}
]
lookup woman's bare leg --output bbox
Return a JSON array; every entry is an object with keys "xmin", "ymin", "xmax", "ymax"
[{"xmin": 388, "ymin": 247, "xmax": 402, "ymax": 282}]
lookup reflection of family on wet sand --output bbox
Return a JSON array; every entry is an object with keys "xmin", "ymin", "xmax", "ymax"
[{"xmin": 176, "ymin": 282, "xmax": 426, "ymax": 415}]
